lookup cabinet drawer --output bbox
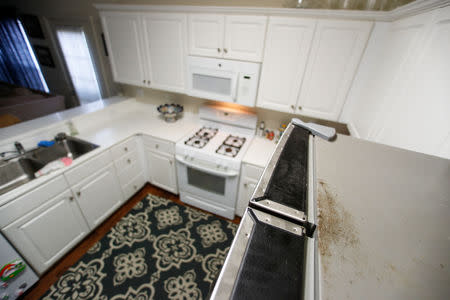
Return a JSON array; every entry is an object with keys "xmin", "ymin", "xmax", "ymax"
[
  {"xmin": 242, "ymin": 163, "xmax": 264, "ymax": 181},
  {"xmin": 142, "ymin": 135, "xmax": 174, "ymax": 155},
  {"xmin": 110, "ymin": 137, "xmax": 139, "ymax": 160},
  {"xmin": 122, "ymin": 172, "xmax": 146, "ymax": 200},
  {"xmin": 0, "ymin": 176, "xmax": 69, "ymax": 228},
  {"xmin": 118, "ymin": 159, "xmax": 143, "ymax": 187},
  {"xmin": 114, "ymin": 150, "xmax": 140, "ymax": 173},
  {"xmin": 64, "ymin": 150, "xmax": 113, "ymax": 186}
]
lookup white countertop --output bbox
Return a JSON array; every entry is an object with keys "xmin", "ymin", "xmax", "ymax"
[
  {"xmin": 0, "ymin": 98, "xmax": 199, "ymax": 207},
  {"xmin": 242, "ymin": 137, "xmax": 277, "ymax": 168},
  {"xmin": 315, "ymin": 134, "xmax": 450, "ymax": 300}
]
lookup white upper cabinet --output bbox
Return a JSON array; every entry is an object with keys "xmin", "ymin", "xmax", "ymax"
[
  {"xmin": 188, "ymin": 14, "xmax": 267, "ymax": 62},
  {"xmin": 223, "ymin": 15, "xmax": 267, "ymax": 62},
  {"xmin": 297, "ymin": 19, "xmax": 372, "ymax": 120},
  {"xmin": 188, "ymin": 14, "xmax": 224, "ymax": 57},
  {"xmin": 141, "ymin": 13, "xmax": 187, "ymax": 93},
  {"xmin": 257, "ymin": 17, "xmax": 316, "ymax": 113},
  {"xmin": 100, "ymin": 11, "xmax": 146, "ymax": 86}
]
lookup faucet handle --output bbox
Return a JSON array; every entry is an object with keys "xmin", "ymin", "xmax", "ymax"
[
  {"xmin": 14, "ymin": 142, "xmax": 25, "ymax": 155},
  {"xmin": 55, "ymin": 132, "xmax": 67, "ymax": 142}
]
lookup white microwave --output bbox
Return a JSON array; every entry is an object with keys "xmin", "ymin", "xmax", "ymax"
[{"xmin": 187, "ymin": 56, "xmax": 261, "ymax": 107}]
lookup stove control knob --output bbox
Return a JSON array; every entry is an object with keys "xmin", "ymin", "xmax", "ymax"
[
  {"xmin": 224, "ymin": 166, "xmax": 228, "ymax": 171},
  {"xmin": 216, "ymin": 164, "xmax": 220, "ymax": 169},
  {"xmin": 184, "ymin": 155, "xmax": 188, "ymax": 160},
  {"xmin": 190, "ymin": 157, "xmax": 194, "ymax": 161}
]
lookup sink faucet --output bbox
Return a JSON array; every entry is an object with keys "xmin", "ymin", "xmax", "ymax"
[
  {"xmin": 55, "ymin": 132, "xmax": 73, "ymax": 159},
  {"xmin": 14, "ymin": 142, "xmax": 25, "ymax": 155}
]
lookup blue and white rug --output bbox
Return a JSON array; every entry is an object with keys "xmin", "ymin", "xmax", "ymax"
[{"xmin": 41, "ymin": 194, "xmax": 238, "ymax": 300}]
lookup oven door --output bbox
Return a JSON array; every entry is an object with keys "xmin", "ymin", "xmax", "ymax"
[{"xmin": 176, "ymin": 155, "xmax": 239, "ymax": 209}]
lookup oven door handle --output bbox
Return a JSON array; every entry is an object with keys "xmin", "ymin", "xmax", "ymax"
[{"xmin": 175, "ymin": 155, "xmax": 239, "ymax": 177}]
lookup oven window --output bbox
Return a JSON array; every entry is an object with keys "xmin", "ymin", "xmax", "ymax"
[
  {"xmin": 193, "ymin": 73, "xmax": 231, "ymax": 95},
  {"xmin": 187, "ymin": 167, "xmax": 226, "ymax": 195}
]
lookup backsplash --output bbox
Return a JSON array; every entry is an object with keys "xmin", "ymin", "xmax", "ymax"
[{"xmin": 120, "ymin": 84, "xmax": 347, "ymax": 135}]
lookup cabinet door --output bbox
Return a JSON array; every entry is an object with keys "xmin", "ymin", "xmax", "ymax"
[
  {"xmin": 100, "ymin": 11, "xmax": 147, "ymax": 86},
  {"xmin": 236, "ymin": 177, "xmax": 259, "ymax": 217},
  {"xmin": 3, "ymin": 190, "xmax": 89, "ymax": 274},
  {"xmin": 72, "ymin": 163, "xmax": 124, "ymax": 229},
  {"xmin": 257, "ymin": 17, "xmax": 316, "ymax": 113},
  {"xmin": 297, "ymin": 20, "xmax": 372, "ymax": 120},
  {"xmin": 223, "ymin": 15, "xmax": 267, "ymax": 62},
  {"xmin": 146, "ymin": 149, "xmax": 178, "ymax": 194},
  {"xmin": 188, "ymin": 14, "xmax": 224, "ymax": 58},
  {"xmin": 142, "ymin": 13, "xmax": 187, "ymax": 93}
]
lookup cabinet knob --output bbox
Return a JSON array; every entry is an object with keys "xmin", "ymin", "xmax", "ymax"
[
  {"xmin": 69, "ymin": 196, "xmax": 74, "ymax": 201},
  {"xmin": 217, "ymin": 48, "xmax": 221, "ymax": 53},
  {"xmin": 298, "ymin": 106, "xmax": 302, "ymax": 110},
  {"xmin": 147, "ymin": 80, "xmax": 151, "ymax": 85},
  {"xmin": 143, "ymin": 80, "xmax": 146, "ymax": 84},
  {"xmin": 76, "ymin": 191, "xmax": 81, "ymax": 197},
  {"xmin": 169, "ymin": 160, "xmax": 173, "ymax": 165},
  {"xmin": 223, "ymin": 48, "xmax": 228, "ymax": 54},
  {"xmin": 155, "ymin": 144, "xmax": 159, "ymax": 149},
  {"xmin": 244, "ymin": 183, "xmax": 248, "ymax": 188},
  {"xmin": 127, "ymin": 159, "xmax": 131, "ymax": 164},
  {"xmin": 134, "ymin": 185, "xmax": 137, "ymax": 190},
  {"xmin": 290, "ymin": 105, "xmax": 295, "ymax": 110},
  {"xmin": 124, "ymin": 147, "xmax": 128, "ymax": 152}
]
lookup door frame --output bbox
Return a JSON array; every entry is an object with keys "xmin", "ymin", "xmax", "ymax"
[{"xmin": 43, "ymin": 16, "xmax": 111, "ymax": 106}]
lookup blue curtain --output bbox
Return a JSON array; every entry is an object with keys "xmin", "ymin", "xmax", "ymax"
[{"xmin": 0, "ymin": 17, "xmax": 46, "ymax": 92}]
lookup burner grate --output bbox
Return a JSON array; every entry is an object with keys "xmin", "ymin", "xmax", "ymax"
[
  {"xmin": 195, "ymin": 127, "xmax": 218, "ymax": 140},
  {"xmin": 223, "ymin": 135, "xmax": 246, "ymax": 148},
  {"xmin": 184, "ymin": 127, "xmax": 219, "ymax": 149}
]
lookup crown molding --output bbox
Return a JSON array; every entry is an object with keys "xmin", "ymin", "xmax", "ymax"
[{"xmin": 93, "ymin": 0, "xmax": 450, "ymax": 22}]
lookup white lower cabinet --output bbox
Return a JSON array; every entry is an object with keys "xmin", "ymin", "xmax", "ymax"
[
  {"xmin": 111, "ymin": 136, "xmax": 146, "ymax": 199},
  {"xmin": 3, "ymin": 189, "xmax": 89, "ymax": 274},
  {"xmin": 146, "ymin": 149, "xmax": 178, "ymax": 194},
  {"xmin": 71, "ymin": 163, "xmax": 124, "ymax": 229},
  {"xmin": 143, "ymin": 134, "xmax": 178, "ymax": 194},
  {"xmin": 236, "ymin": 163, "xmax": 264, "ymax": 217}
]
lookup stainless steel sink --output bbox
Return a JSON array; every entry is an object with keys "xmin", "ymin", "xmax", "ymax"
[{"xmin": 0, "ymin": 136, "xmax": 98, "ymax": 196}]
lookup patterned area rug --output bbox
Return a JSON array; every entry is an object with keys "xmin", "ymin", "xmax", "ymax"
[{"xmin": 41, "ymin": 194, "xmax": 238, "ymax": 299}]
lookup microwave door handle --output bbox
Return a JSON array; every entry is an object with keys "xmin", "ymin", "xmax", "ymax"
[
  {"xmin": 176, "ymin": 155, "xmax": 239, "ymax": 177},
  {"xmin": 232, "ymin": 73, "xmax": 239, "ymax": 102}
]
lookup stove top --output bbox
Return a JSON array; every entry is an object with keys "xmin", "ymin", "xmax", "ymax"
[{"xmin": 184, "ymin": 127, "xmax": 218, "ymax": 149}]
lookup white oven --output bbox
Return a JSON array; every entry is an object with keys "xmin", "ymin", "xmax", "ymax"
[
  {"xmin": 176, "ymin": 155, "xmax": 239, "ymax": 219},
  {"xmin": 187, "ymin": 56, "xmax": 260, "ymax": 107}
]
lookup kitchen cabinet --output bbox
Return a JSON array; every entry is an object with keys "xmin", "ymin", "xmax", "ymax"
[
  {"xmin": 236, "ymin": 163, "xmax": 263, "ymax": 217},
  {"xmin": 188, "ymin": 14, "xmax": 267, "ymax": 62},
  {"xmin": 257, "ymin": 17, "xmax": 316, "ymax": 113},
  {"xmin": 100, "ymin": 11, "xmax": 146, "ymax": 86},
  {"xmin": 143, "ymin": 135, "xmax": 178, "ymax": 194},
  {"xmin": 258, "ymin": 17, "xmax": 372, "ymax": 121},
  {"xmin": 111, "ymin": 136, "xmax": 146, "ymax": 199},
  {"xmin": 71, "ymin": 163, "xmax": 124, "ymax": 229},
  {"xmin": 141, "ymin": 13, "xmax": 187, "ymax": 93},
  {"xmin": 297, "ymin": 19, "xmax": 373, "ymax": 120},
  {"xmin": 3, "ymin": 189, "xmax": 89, "ymax": 274}
]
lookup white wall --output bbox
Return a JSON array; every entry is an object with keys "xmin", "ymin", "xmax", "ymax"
[{"xmin": 341, "ymin": 6, "xmax": 450, "ymax": 159}]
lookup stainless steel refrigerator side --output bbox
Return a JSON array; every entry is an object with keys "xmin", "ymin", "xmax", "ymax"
[{"xmin": 209, "ymin": 209, "xmax": 254, "ymax": 299}]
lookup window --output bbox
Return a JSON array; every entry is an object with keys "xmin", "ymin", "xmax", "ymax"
[{"xmin": 55, "ymin": 26, "xmax": 101, "ymax": 104}]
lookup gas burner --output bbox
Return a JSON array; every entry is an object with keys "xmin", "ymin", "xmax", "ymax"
[
  {"xmin": 216, "ymin": 144, "xmax": 240, "ymax": 157},
  {"xmin": 195, "ymin": 127, "xmax": 218, "ymax": 140},
  {"xmin": 223, "ymin": 135, "xmax": 246, "ymax": 148},
  {"xmin": 185, "ymin": 136, "xmax": 209, "ymax": 148}
]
